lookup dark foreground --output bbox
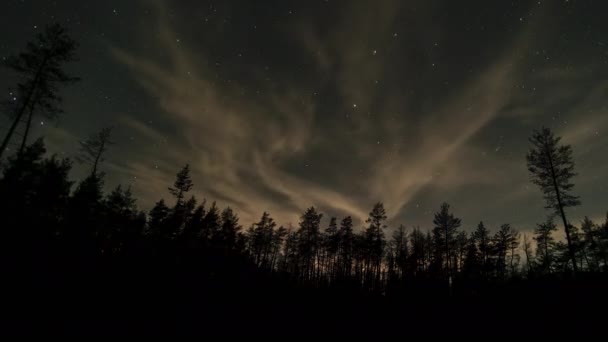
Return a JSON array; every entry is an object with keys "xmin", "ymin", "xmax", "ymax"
[{"xmin": 5, "ymin": 257, "xmax": 607, "ymax": 337}]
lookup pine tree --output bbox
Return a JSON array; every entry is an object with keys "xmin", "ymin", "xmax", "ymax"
[
  {"xmin": 432, "ymin": 202, "xmax": 461, "ymax": 293},
  {"xmin": 409, "ymin": 227, "xmax": 427, "ymax": 276},
  {"xmin": 462, "ymin": 236, "xmax": 480, "ymax": 278},
  {"xmin": 455, "ymin": 231, "xmax": 468, "ymax": 274},
  {"xmin": 182, "ymin": 203, "xmax": 205, "ymax": 241},
  {"xmin": 1, "ymin": 24, "xmax": 79, "ymax": 160},
  {"xmin": 270, "ymin": 226, "xmax": 288, "ymax": 270},
  {"xmin": 493, "ymin": 224, "xmax": 515, "ymax": 279},
  {"xmin": 148, "ymin": 199, "xmax": 169, "ymax": 238},
  {"xmin": 473, "ymin": 221, "xmax": 491, "ymax": 279},
  {"xmin": 201, "ymin": 202, "xmax": 221, "ymax": 242},
  {"xmin": 580, "ymin": 216, "xmax": 607, "ymax": 270},
  {"xmin": 68, "ymin": 173, "xmax": 104, "ymax": 257},
  {"xmin": 282, "ymin": 229, "xmax": 299, "ymax": 275},
  {"xmin": 324, "ymin": 217, "xmax": 340, "ymax": 281},
  {"xmin": 297, "ymin": 207, "xmax": 323, "ymax": 283},
  {"xmin": 76, "ymin": 127, "xmax": 113, "ymax": 177},
  {"xmin": 0, "ymin": 138, "xmax": 72, "ymax": 240},
  {"xmin": 527, "ymin": 127, "xmax": 580, "ymax": 273},
  {"xmin": 534, "ymin": 218, "xmax": 558, "ymax": 275},
  {"xmin": 364, "ymin": 202, "xmax": 388, "ymax": 290},
  {"xmin": 391, "ymin": 224, "xmax": 408, "ymax": 280},
  {"xmin": 568, "ymin": 224, "xmax": 587, "ymax": 271},
  {"xmin": 105, "ymin": 185, "xmax": 137, "ymax": 217},
  {"xmin": 249, "ymin": 211, "xmax": 276, "ymax": 268},
  {"xmin": 216, "ymin": 207, "xmax": 241, "ymax": 250},
  {"xmin": 168, "ymin": 164, "xmax": 194, "ymax": 207},
  {"xmin": 522, "ymin": 233, "xmax": 534, "ymax": 277},
  {"xmin": 338, "ymin": 216, "xmax": 354, "ymax": 279},
  {"xmin": 508, "ymin": 227, "xmax": 521, "ymax": 277},
  {"xmin": 104, "ymin": 185, "xmax": 143, "ymax": 254}
]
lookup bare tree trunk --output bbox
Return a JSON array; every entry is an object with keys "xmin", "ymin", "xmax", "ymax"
[
  {"xmin": 0, "ymin": 59, "xmax": 47, "ymax": 161},
  {"xmin": 510, "ymin": 247, "xmax": 514, "ymax": 276},
  {"xmin": 445, "ymin": 227, "xmax": 452, "ymax": 296},
  {"xmin": 91, "ymin": 140, "xmax": 105, "ymax": 176},
  {"xmin": 522, "ymin": 234, "xmax": 532, "ymax": 277},
  {"xmin": 18, "ymin": 104, "xmax": 35, "ymax": 156},
  {"xmin": 547, "ymin": 151, "xmax": 578, "ymax": 274}
]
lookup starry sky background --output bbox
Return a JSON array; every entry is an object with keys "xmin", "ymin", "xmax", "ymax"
[{"xmin": 1, "ymin": 0, "xmax": 607, "ymax": 234}]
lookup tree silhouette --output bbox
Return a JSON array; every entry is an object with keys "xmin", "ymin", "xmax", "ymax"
[
  {"xmin": 534, "ymin": 218, "xmax": 558, "ymax": 275},
  {"xmin": 473, "ymin": 221, "xmax": 491, "ymax": 279},
  {"xmin": 364, "ymin": 202, "xmax": 387, "ymax": 290},
  {"xmin": 390, "ymin": 224, "xmax": 409, "ymax": 280},
  {"xmin": 433, "ymin": 203, "xmax": 461, "ymax": 294},
  {"xmin": 338, "ymin": 216, "xmax": 354, "ymax": 280},
  {"xmin": 580, "ymin": 216, "xmax": 607, "ymax": 270},
  {"xmin": 282, "ymin": 228, "xmax": 299, "ymax": 275},
  {"xmin": 148, "ymin": 199, "xmax": 169, "ymax": 238},
  {"xmin": 0, "ymin": 138, "xmax": 72, "ymax": 242},
  {"xmin": 182, "ymin": 202, "xmax": 206, "ymax": 241},
  {"xmin": 247, "ymin": 211, "xmax": 276, "ymax": 268},
  {"xmin": 452, "ymin": 231, "xmax": 466, "ymax": 273},
  {"xmin": 201, "ymin": 202, "xmax": 221, "ymax": 242},
  {"xmin": 104, "ymin": 185, "xmax": 145, "ymax": 255},
  {"xmin": 164, "ymin": 165, "xmax": 195, "ymax": 236},
  {"xmin": 508, "ymin": 227, "xmax": 521, "ymax": 277},
  {"xmin": 76, "ymin": 127, "xmax": 114, "ymax": 176},
  {"xmin": 462, "ymin": 235, "xmax": 480, "ymax": 278},
  {"xmin": 270, "ymin": 226, "xmax": 287, "ymax": 271},
  {"xmin": 216, "ymin": 207, "xmax": 241, "ymax": 250},
  {"xmin": 67, "ymin": 173, "xmax": 104, "ymax": 257},
  {"xmin": 168, "ymin": 164, "xmax": 194, "ymax": 206},
  {"xmin": 297, "ymin": 207, "xmax": 323, "ymax": 283},
  {"xmin": 522, "ymin": 233, "xmax": 534, "ymax": 276},
  {"xmin": 527, "ymin": 127, "xmax": 580, "ymax": 274},
  {"xmin": 493, "ymin": 224, "xmax": 517, "ymax": 280},
  {"xmin": 4, "ymin": 19, "xmax": 608, "ymax": 337},
  {"xmin": 1, "ymin": 24, "xmax": 79, "ymax": 160},
  {"xmin": 323, "ymin": 217, "xmax": 340, "ymax": 282}
]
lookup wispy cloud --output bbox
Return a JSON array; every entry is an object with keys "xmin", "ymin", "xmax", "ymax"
[{"xmin": 106, "ymin": 0, "xmax": 606, "ymax": 231}]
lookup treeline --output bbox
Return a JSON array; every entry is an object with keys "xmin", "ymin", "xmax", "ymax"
[
  {"xmin": 2, "ymin": 24, "xmax": 608, "ymax": 293},
  {"xmin": 2, "ymin": 138, "xmax": 608, "ymax": 297},
  {"xmin": 3, "ymin": 22, "xmax": 608, "ymax": 337}
]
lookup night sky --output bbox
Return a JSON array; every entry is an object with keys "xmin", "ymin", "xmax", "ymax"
[{"xmin": 2, "ymin": 0, "xmax": 607, "ymax": 232}]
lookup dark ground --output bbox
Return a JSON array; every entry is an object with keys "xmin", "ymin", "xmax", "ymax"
[{"xmin": 5, "ymin": 256, "xmax": 607, "ymax": 337}]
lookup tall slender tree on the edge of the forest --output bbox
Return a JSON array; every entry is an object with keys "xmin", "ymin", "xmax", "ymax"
[
  {"xmin": 297, "ymin": 207, "xmax": 323, "ymax": 283},
  {"xmin": 433, "ymin": 202, "xmax": 461, "ymax": 295},
  {"xmin": 527, "ymin": 127, "xmax": 580, "ymax": 274},
  {"xmin": 1, "ymin": 24, "xmax": 79, "ymax": 160},
  {"xmin": 338, "ymin": 216, "xmax": 354, "ymax": 279},
  {"xmin": 76, "ymin": 127, "xmax": 114, "ymax": 177},
  {"xmin": 534, "ymin": 218, "xmax": 558, "ymax": 275},
  {"xmin": 168, "ymin": 164, "xmax": 194, "ymax": 208},
  {"xmin": 364, "ymin": 202, "xmax": 388, "ymax": 290}
]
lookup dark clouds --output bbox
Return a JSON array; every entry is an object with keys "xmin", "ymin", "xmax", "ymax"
[{"xmin": 2, "ymin": 0, "xmax": 607, "ymax": 232}]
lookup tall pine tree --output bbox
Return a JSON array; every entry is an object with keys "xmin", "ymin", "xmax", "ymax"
[
  {"xmin": 1, "ymin": 24, "xmax": 79, "ymax": 160},
  {"xmin": 527, "ymin": 127, "xmax": 580, "ymax": 274}
]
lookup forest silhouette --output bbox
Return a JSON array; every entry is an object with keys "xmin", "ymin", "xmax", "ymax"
[{"xmin": 2, "ymin": 24, "xmax": 607, "ymax": 337}]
